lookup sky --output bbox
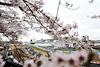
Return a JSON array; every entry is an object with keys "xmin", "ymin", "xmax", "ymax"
[{"xmin": 21, "ymin": 0, "xmax": 100, "ymax": 42}]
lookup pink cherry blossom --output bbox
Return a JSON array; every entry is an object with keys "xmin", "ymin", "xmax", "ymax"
[{"xmin": 23, "ymin": 59, "xmax": 36, "ymax": 67}]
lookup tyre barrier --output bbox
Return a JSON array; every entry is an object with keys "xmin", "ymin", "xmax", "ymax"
[{"xmin": 91, "ymin": 61, "xmax": 100, "ymax": 64}]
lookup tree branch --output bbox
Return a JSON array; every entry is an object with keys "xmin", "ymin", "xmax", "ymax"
[
  {"xmin": 55, "ymin": 0, "xmax": 61, "ymax": 20},
  {"xmin": 18, "ymin": 6, "xmax": 24, "ymax": 11},
  {"xmin": 0, "ymin": 2, "xmax": 13, "ymax": 6}
]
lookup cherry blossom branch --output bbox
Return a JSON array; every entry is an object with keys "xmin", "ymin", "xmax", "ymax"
[
  {"xmin": 0, "ymin": 1, "xmax": 24, "ymax": 12},
  {"xmin": 24, "ymin": 0, "xmax": 62, "ymax": 28},
  {"xmin": 0, "ymin": 1, "xmax": 48, "ymax": 32},
  {"xmin": 22, "ymin": 0, "xmax": 50, "ymax": 32}
]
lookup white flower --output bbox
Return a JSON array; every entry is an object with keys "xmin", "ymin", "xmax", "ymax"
[
  {"xmin": 0, "ymin": 61, "xmax": 5, "ymax": 67},
  {"xmin": 49, "ymin": 52, "xmax": 65, "ymax": 67},
  {"xmin": 23, "ymin": 59, "xmax": 36, "ymax": 67},
  {"xmin": 74, "ymin": 49, "xmax": 88, "ymax": 65},
  {"xmin": 66, "ymin": 53, "xmax": 79, "ymax": 66},
  {"xmin": 0, "ymin": 55, "xmax": 5, "ymax": 67},
  {"xmin": 40, "ymin": 55, "xmax": 48, "ymax": 64}
]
